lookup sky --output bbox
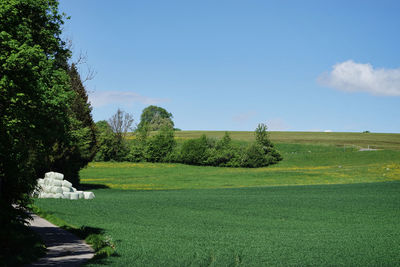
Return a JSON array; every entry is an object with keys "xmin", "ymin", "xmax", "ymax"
[{"xmin": 59, "ymin": 0, "xmax": 400, "ymax": 133}]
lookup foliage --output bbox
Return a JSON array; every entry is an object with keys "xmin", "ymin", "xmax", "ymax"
[
  {"xmin": 179, "ymin": 135, "xmax": 212, "ymax": 165},
  {"xmin": 43, "ymin": 63, "xmax": 97, "ymax": 185},
  {"xmin": 94, "ymin": 109, "xmax": 135, "ymax": 162},
  {"xmin": 0, "ymin": 222, "xmax": 46, "ymax": 266},
  {"xmin": 176, "ymin": 126, "xmax": 282, "ymax": 168},
  {"xmin": 137, "ymin": 105, "xmax": 174, "ymax": 131},
  {"xmin": 126, "ymin": 125, "xmax": 149, "ymax": 162},
  {"xmin": 254, "ymin": 123, "xmax": 283, "ymax": 164},
  {"xmin": 108, "ymin": 108, "xmax": 134, "ymax": 140},
  {"xmin": 145, "ymin": 126, "xmax": 176, "ymax": 162},
  {"xmin": 0, "ymin": 0, "xmax": 72, "ymax": 228},
  {"xmin": 94, "ymin": 120, "xmax": 128, "ymax": 162},
  {"xmin": 0, "ymin": 0, "xmax": 97, "ymax": 240}
]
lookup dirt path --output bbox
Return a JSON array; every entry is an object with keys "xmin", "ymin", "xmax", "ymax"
[{"xmin": 26, "ymin": 213, "xmax": 94, "ymax": 266}]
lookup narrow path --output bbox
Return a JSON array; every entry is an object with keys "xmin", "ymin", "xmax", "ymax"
[{"xmin": 26, "ymin": 213, "xmax": 95, "ymax": 266}]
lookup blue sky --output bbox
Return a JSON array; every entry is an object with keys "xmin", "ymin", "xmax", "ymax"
[{"xmin": 59, "ymin": 0, "xmax": 400, "ymax": 133}]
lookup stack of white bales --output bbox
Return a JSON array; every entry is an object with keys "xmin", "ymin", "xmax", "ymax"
[{"xmin": 36, "ymin": 171, "xmax": 95, "ymax": 200}]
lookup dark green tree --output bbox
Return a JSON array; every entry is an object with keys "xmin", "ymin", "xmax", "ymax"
[
  {"xmin": 94, "ymin": 109, "xmax": 134, "ymax": 162},
  {"xmin": 94, "ymin": 120, "xmax": 123, "ymax": 161},
  {"xmin": 255, "ymin": 123, "xmax": 283, "ymax": 163},
  {"xmin": 42, "ymin": 63, "xmax": 97, "ymax": 185},
  {"xmin": 0, "ymin": 0, "xmax": 72, "ymax": 239},
  {"xmin": 145, "ymin": 125, "xmax": 176, "ymax": 162},
  {"xmin": 137, "ymin": 105, "xmax": 174, "ymax": 131}
]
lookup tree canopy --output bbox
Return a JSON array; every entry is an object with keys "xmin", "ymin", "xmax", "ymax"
[
  {"xmin": 0, "ymin": 0, "xmax": 96, "ymax": 237},
  {"xmin": 137, "ymin": 105, "xmax": 174, "ymax": 131}
]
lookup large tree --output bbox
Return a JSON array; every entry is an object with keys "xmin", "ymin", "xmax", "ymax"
[
  {"xmin": 137, "ymin": 105, "xmax": 174, "ymax": 131},
  {"xmin": 0, "ymin": 0, "xmax": 96, "ymax": 233},
  {"xmin": 41, "ymin": 63, "xmax": 97, "ymax": 185},
  {"xmin": 0, "ymin": 0, "xmax": 72, "ymax": 226}
]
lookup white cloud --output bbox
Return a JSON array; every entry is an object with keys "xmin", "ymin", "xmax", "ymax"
[
  {"xmin": 88, "ymin": 91, "xmax": 169, "ymax": 108},
  {"xmin": 318, "ymin": 60, "xmax": 400, "ymax": 96}
]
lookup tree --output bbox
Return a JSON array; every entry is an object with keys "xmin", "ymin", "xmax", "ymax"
[
  {"xmin": 108, "ymin": 108, "xmax": 134, "ymax": 139},
  {"xmin": 0, "ymin": 0, "xmax": 72, "ymax": 234},
  {"xmin": 255, "ymin": 123, "xmax": 283, "ymax": 163},
  {"xmin": 145, "ymin": 125, "xmax": 176, "ymax": 162},
  {"xmin": 94, "ymin": 120, "xmax": 123, "ymax": 161},
  {"xmin": 41, "ymin": 63, "xmax": 97, "ymax": 185},
  {"xmin": 255, "ymin": 123, "xmax": 273, "ymax": 147},
  {"xmin": 94, "ymin": 109, "xmax": 134, "ymax": 162},
  {"xmin": 137, "ymin": 105, "xmax": 174, "ymax": 131}
]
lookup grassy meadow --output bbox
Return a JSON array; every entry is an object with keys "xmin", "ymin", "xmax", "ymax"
[
  {"xmin": 129, "ymin": 130, "xmax": 400, "ymax": 150},
  {"xmin": 34, "ymin": 131, "xmax": 400, "ymax": 266}
]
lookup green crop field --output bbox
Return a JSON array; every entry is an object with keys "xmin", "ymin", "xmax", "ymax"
[{"xmin": 34, "ymin": 131, "xmax": 400, "ymax": 266}]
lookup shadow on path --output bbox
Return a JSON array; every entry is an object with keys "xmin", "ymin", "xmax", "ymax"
[{"xmin": 26, "ymin": 214, "xmax": 94, "ymax": 267}]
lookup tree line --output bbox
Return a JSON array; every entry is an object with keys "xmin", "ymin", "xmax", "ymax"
[{"xmin": 95, "ymin": 107, "xmax": 282, "ymax": 168}]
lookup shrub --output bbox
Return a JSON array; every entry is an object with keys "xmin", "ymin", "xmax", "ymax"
[
  {"xmin": 126, "ymin": 126, "xmax": 149, "ymax": 162},
  {"xmin": 178, "ymin": 126, "xmax": 282, "ymax": 168},
  {"xmin": 255, "ymin": 123, "xmax": 283, "ymax": 163},
  {"xmin": 180, "ymin": 135, "xmax": 212, "ymax": 165},
  {"xmin": 94, "ymin": 121, "xmax": 129, "ymax": 162},
  {"xmin": 145, "ymin": 126, "xmax": 176, "ymax": 162},
  {"xmin": 206, "ymin": 132, "xmax": 239, "ymax": 166}
]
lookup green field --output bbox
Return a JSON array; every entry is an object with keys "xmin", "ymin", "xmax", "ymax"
[
  {"xmin": 80, "ymin": 142, "xmax": 400, "ymax": 190},
  {"xmin": 34, "ymin": 131, "xmax": 400, "ymax": 266},
  {"xmin": 175, "ymin": 131, "xmax": 400, "ymax": 150}
]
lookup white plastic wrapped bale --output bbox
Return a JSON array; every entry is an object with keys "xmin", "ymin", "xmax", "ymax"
[
  {"xmin": 83, "ymin": 192, "xmax": 95, "ymax": 199},
  {"xmin": 44, "ymin": 172, "xmax": 54, "ymax": 179},
  {"xmin": 62, "ymin": 186, "xmax": 72, "ymax": 192},
  {"xmin": 54, "ymin": 193, "xmax": 63, "ymax": 199},
  {"xmin": 36, "ymin": 172, "xmax": 95, "ymax": 200},
  {"xmin": 50, "ymin": 179, "xmax": 62, "ymax": 187},
  {"xmin": 62, "ymin": 180, "xmax": 72, "ymax": 188},
  {"xmin": 45, "ymin": 171, "xmax": 63, "ymax": 180},
  {"xmin": 53, "ymin": 172, "xmax": 64, "ymax": 180},
  {"xmin": 76, "ymin": 191, "xmax": 84, "ymax": 199},
  {"xmin": 49, "ymin": 186, "xmax": 63, "ymax": 194},
  {"xmin": 70, "ymin": 192, "xmax": 79, "ymax": 200}
]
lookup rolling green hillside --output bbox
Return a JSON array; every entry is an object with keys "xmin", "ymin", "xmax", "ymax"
[
  {"xmin": 172, "ymin": 131, "xmax": 400, "ymax": 150},
  {"xmin": 34, "ymin": 131, "xmax": 400, "ymax": 266}
]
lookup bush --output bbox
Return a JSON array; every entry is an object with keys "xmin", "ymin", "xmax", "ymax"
[
  {"xmin": 94, "ymin": 121, "xmax": 129, "ymax": 162},
  {"xmin": 177, "ymin": 127, "xmax": 282, "ymax": 168},
  {"xmin": 125, "ymin": 126, "xmax": 148, "ymax": 162},
  {"xmin": 240, "ymin": 143, "xmax": 268, "ymax": 168},
  {"xmin": 107, "ymin": 124, "xmax": 282, "ymax": 169},
  {"xmin": 180, "ymin": 135, "xmax": 212, "ymax": 165},
  {"xmin": 255, "ymin": 123, "xmax": 283, "ymax": 163},
  {"xmin": 205, "ymin": 132, "xmax": 239, "ymax": 166},
  {"xmin": 145, "ymin": 126, "xmax": 176, "ymax": 162}
]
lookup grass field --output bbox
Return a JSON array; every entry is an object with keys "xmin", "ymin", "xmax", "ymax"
[
  {"xmin": 35, "ymin": 183, "xmax": 400, "ymax": 266},
  {"xmin": 131, "ymin": 130, "xmax": 400, "ymax": 150},
  {"xmin": 34, "ymin": 131, "xmax": 400, "ymax": 266},
  {"xmin": 80, "ymin": 143, "xmax": 400, "ymax": 190}
]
